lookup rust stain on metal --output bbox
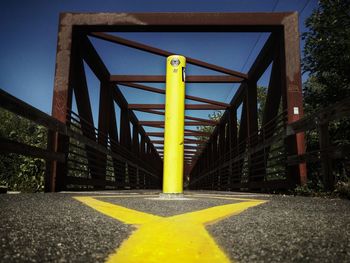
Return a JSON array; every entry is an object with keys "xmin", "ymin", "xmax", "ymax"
[
  {"xmin": 61, "ymin": 13, "xmax": 147, "ymax": 26},
  {"xmin": 48, "ymin": 12, "xmax": 308, "ymax": 192},
  {"xmin": 282, "ymin": 12, "xmax": 301, "ymax": 84},
  {"xmin": 288, "ymin": 84, "xmax": 299, "ymax": 92},
  {"xmin": 52, "ymin": 14, "xmax": 73, "ymax": 123}
]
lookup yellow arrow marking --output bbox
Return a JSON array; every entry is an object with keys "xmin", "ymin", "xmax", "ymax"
[{"xmin": 74, "ymin": 195, "xmax": 267, "ymax": 263}]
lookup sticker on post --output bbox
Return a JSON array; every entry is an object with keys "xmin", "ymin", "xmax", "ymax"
[{"xmin": 293, "ymin": 107, "xmax": 299, "ymax": 115}]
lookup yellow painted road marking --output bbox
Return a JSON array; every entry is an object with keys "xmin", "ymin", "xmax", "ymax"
[
  {"xmin": 74, "ymin": 196, "xmax": 161, "ymax": 225},
  {"xmin": 74, "ymin": 195, "xmax": 267, "ymax": 263},
  {"xmin": 170, "ymin": 200, "xmax": 266, "ymax": 225},
  {"xmin": 91, "ymin": 195, "xmax": 159, "ymax": 198}
]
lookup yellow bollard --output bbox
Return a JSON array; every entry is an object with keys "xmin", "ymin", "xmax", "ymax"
[{"xmin": 162, "ymin": 55, "xmax": 186, "ymax": 195}]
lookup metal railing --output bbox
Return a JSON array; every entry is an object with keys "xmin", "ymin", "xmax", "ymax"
[
  {"xmin": 287, "ymin": 97, "xmax": 350, "ymax": 190},
  {"xmin": 0, "ymin": 89, "xmax": 162, "ymax": 191},
  {"xmin": 189, "ymin": 97, "xmax": 350, "ymax": 191},
  {"xmin": 2, "ymin": 87, "xmax": 349, "ymax": 192},
  {"xmin": 189, "ymin": 111, "xmax": 288, "ymax": 191}
]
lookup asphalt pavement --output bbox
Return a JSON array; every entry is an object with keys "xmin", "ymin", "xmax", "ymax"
[{"xmin": 0, "ymin": 191, "xmax": 349, "ymax": 262}]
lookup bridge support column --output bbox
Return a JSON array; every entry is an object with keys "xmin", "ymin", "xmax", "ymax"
[
  {"xmin": 162, "ymin": 55, "xmax": 186, "ymax": 195},
  {"xmin": 281, "ymin": 14, "xmax": 307, "ymax": 186}
]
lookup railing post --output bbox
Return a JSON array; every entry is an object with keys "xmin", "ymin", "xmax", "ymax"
[{"xmin": 45, "ymin": 130, "xmax": 58, "ymax": 192}]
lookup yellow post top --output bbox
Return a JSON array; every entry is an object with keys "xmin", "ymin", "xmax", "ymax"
[
  {"xmin": 163, "ymin": 55, "xmax": 186, "ymax": 194},
  {"xmin": 166, "ymin": 55, "xmax": 186, "ymax": 84},
  {"xmin": 167, "ymin": 55, "xmax": 186, "ymax": 67}
]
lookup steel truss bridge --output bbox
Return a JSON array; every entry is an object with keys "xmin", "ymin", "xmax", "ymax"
[{"xmin": 1, "ymin": 13, "xmax": 349, "ymax": 192}]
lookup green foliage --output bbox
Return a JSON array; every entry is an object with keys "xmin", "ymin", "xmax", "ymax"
[
  {"xmin": 292, "ymin": 183, "xmax": 328, "ymax": 197},
  {"xmin": 195, "ymin": 110, "xmax": 223, "ymax": 144},
  {"xmin": 292, "ymin": 180, "xmax": 350, "ymax": 200},
  {"xmin": 302, "ymin": 76, "xmax": 327, "ymax": 114},
  {"xmin": 302, "ymin": 0, "xmax": 350, "ymax": 109},
  {"xmin": 302, "ymin": 0, "xmax": 350, "ymax": 191},
  {"xmin": 335, "ymin": 180, "xmax": 350, "ymax": 199},
  {"xmin": 0, "ymin": 108, "xmax": 46, "ymax": 192},
  {"xmin": 195, "ymin": 86, "xmax": 268, "ymax": 143},
  {"xmin": 293, "ymin": 184, "xmax": 314, "ymax": 196}
]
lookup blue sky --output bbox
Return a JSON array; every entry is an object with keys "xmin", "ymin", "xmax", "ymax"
[{"xmin": 0, "ymin": 0, "xmax": 318, "ymax": 136}]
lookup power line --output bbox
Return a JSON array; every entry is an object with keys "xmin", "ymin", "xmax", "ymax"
[
  {"xmin": 223, "ymin": 0, "xmax": 280, "ymax": 103},
  {"xmin": 240, "ymin": 0, "xmax": 279, "ymax": 73},
  {"xmin": 223, "ymin": 0, "xmax": 312, "ymax": 104},
  {"xmin": 300, "ymin": 0, "xmax": 312, "ymax": 15}
]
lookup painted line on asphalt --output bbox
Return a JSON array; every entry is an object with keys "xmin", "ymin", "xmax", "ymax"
[{"xmin": 74, "ymin": 194, "xmax": 267, "ymax": 263}]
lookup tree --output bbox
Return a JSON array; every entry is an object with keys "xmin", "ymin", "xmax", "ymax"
[
  {"xmin": 195, "ymin": 86, "xmax": 268, "ymax": 142},
  {"xmin": 196, "ymin": 109, "xmax": 222, "ymax": 137},
  {"xmin": 303, "ymin": 0, "xmax": 350, "ymax": 144},
  {"xmin": 302, "ymin": 0, "xmax": 350, "ymax": 188},
  {"xmin": 302, "ymin": 0, "xmax": 350, "ymax": 110},
  {"xmin": 0, "ymin": 108, "xmax": 46, "ymax": 192}
]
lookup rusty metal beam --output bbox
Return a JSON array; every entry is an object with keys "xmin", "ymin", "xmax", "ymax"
[
  {"xmin": 80, "ymin": 33, "xmax": 164, "ymax": 183},
  {"xmin": 246, "ymin": 80, "xmax": 258, "ymax": 142},
  {"xmin": 190, "ymin": 82, "xmax": 245, "ymax": 166},
  {"xmin": 73, "ymin": 54, "xmax": 101, "ymax": 182},
  {"xmin": 151, "ymin": 140, "xmax": 207, "ymax": 144},
  {"xmin": 51, "ymin": 12, "xmax": 308, "ymax": 191},
  {"xmin": 157, "ymin": 149, "xmax": 199, "ymax": 153},
  {"xmin": 185, "ymin": 131, "xmax": 211, "ymax": 137},
  {"xmin": 184, "ymin": 129, "xmax": 211, "ymax": 135},
  {"xmin": 184, "ymin": 116, "xmax": 218, "ymax": 124},
  {"xmin": 185, "ymin": 138, "xmax": 207, "ymax": 143},
  {"xmin": 132, "ymin": 124, "xmax": 140, "ymax": 155},
  {"xmin": 73, "ymin": 60, "xmax": 96, "ymax": 140},
  {"xmin": 139, "ymin": 121, "xmax": 216, "ymax": 127},
  {"xmin": 248, "ymin": 33, "xmax": 277, "ymax": 82},
  {"xmin": 228, "ymin": 106, "xmax": 238, "ymax": 187},
  {"xmin": 133, "ymin": 108, "xmax": 165, "ymax": 116},
  {"xmin": 218, "ymin": 123, "xmax": 226, "ymax": 157},
  {"xmin": 190, "ymin": 32, "xmax": 281, "ymax": 174},
  {"xmin": 129, "ymin": 104, "xmax": 226, "ymax": 110},
  {"xmin": 80, "ymin": 35, "xmax": 110, "ymax": 81},
  {"xmin": 53, "ymin": 11, "xmax": 293, "ymax": 119},
  {"xmin": 110, "ymin": 75, "xmax": 243, "ymax": 83},
  {"xmin": 0, "ymin": 137, "xmax": 65, "ymax": 163},
  {"xmin": 155, "ymin": 145, "xmax": 204, "ymax": 150},
  {"xmin": 97, "ymin": 81, "xmax": 113, "ymax": 181},
  {"xmin": 120, "ymin": 108, "xmax": 132, "ymax": 148},
  {"xmin": 147, "ymin": 132, "xmax": 211, "ymax": 137},
  {"xmin": 91, "ymin": 32, "xmax": 247, "ymax": 78},
  {"xmin": 112, "ymin": 86, "xmax": 161, "ymax": 161},
  {"xmin": 61, "ymin": 12, "xmax": 292, "ymax": 33},
  {"xmin": 246, "ymin": 79, "xmax": 261, "ymax": 183},
  {"xmin": 281, "ymin": 12, "xmax": 307, "ymax": 186},
  {"xmin": 133, "ymin": 108, "xmax": 219, "ymax": 124},
  {"xmin": 191, "ymin": 30, "xmax": 275, "ymax": 176},
  {"xmin": 151, "ymin": 140, "xmax": 164, "ymax": 144},
  {"xmin": 262, "ymin": 61, "xmax": 281, "ymax": 127},
  {"xmin": 189, "ymin": 32, "xmax": 283, "ymax": 177},
  {"xmin": 119, "ymin": 82, "xmax": 230, "ymax": 107},
  {"xmin": 185, "ymin": 145, "xmax": 204, "ymax": 149},
  {"xmin": 238, "ymin": 98, "xmax": 248, "ymax": 152},
  {"xmin": 75, "ymin": 32, "xmax": 163, "ymax": 171}
]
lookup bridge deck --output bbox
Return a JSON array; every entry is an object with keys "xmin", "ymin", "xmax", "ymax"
[{"xmin": 1, "ymin": 191, "xmax": 349, "ymax": 262}]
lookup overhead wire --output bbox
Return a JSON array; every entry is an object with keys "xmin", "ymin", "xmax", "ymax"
[
  {"xmin": 300, "ymin": 0, "xmax": 312, "ymax": 15},
  {"xmin": 223, "ymin": 0, "xmax": 280, "ymax": 104}
]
